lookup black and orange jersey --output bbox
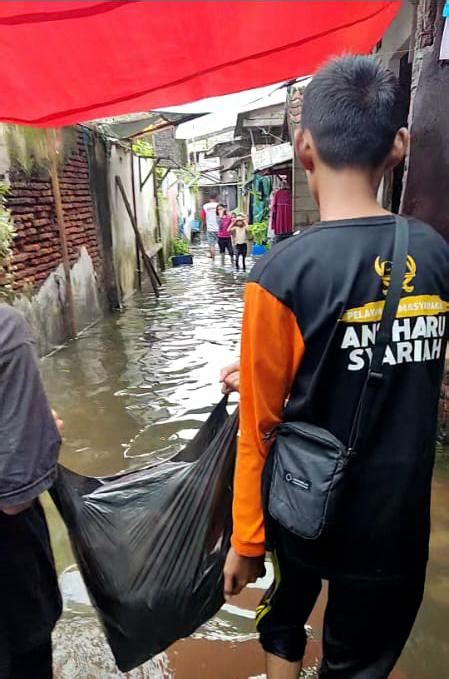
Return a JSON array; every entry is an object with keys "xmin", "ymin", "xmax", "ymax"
[{"xmin": 232, "ymin": 215, "xmax": 449, "ymax": 578}]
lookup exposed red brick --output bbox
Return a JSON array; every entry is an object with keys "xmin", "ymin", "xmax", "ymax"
[
  {"xmin": 12, "ymin": 253, "xmax": 28, "ymax": 263},
  {"xmin": 7, "ymin": 130, "xmax": 102, "ymax": 292}
]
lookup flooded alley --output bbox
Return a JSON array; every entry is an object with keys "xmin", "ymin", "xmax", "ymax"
[
  {"xmin": 40, "ymin": 247, "xmax": 449, "ymax": 679},
  {"xmin": 1, "ymin": 5, "xmax": 448, "ymax": 679}
]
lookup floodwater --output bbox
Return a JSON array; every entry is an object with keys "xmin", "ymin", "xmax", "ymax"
[{"xmin": 40, "ymin": 246, "xmax": 449, "ymax": 679}]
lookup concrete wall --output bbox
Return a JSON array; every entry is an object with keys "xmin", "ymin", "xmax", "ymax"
[
  {"xmin": 376, "ymin": 0, "xmax": 414, "ymax": 74},
  {"xmin": 12, "ymin": 246, "xmax": 101, "ymax": 356},
  {"xmin": 108, "ymin": 145, "xmax": 157, "ymax": 300},
  {"xmin": 86, "ymin": 133, "xmax": 120, "ymax": 312},
  {"xmin": 287, "ymin": 87, "xmax": 320, "ymax": 228},
  {"xmin": 293, "ymin": 161, "xmax": 319, "ymax": 228},
  {"xmin": 133, "ymin": 155, "xmax": 157, "ymax": 252},
  {"xmin": 158, "ymin": 170, "xmax": 179, "ymax": 259},
  {"xmin": 178, "ymin": 181, "xmax": 197, "ymax": 241}
]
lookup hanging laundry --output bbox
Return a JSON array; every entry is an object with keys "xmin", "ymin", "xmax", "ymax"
[
  {"xmin": 251, "ymin": 174, "xmax": 272, "ymax": 224},
  {"xmin": 271, "ymin": 186, "xmax": 293, "ymax": 240}
]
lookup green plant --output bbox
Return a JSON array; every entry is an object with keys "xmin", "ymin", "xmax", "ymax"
[
  {"xmin": 172, "ymin": 237, "xmax": 190, "ymax": 256},
  {"xmin": 0, "ymin": 183, "xmax": 16, "ymax": 297},
  {"xmin": 248, "ymin": 221, "xmax": 268, "ymax": 246},
  {"xmin": 132, "ymin": 138, "xmax": 155, "ymax": 158}
]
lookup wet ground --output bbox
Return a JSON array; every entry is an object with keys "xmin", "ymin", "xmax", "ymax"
[{"xmin": 40, "ymin": 246, "xmax": 449, "ymax": 678}]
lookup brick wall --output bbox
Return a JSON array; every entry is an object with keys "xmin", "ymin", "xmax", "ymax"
[{"xmin": 7, "ymin": 131, "xmax": 101, "ymax": 290}]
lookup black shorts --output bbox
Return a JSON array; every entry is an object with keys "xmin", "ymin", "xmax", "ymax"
[{"xmin": 256, "ymin": 537, "xmax": 425, "ymax": 678}]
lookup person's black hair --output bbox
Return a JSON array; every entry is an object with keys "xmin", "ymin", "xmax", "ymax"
[
  {"xmin": 301, "ymin": 55, "xmax": 405, "ymax": 169},
  {"xmin": 216, "ymin": 203, "xmax": 227, "ymax": 215}
]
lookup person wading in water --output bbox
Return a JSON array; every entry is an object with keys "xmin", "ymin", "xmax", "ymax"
[
  {"xmin": 202, "ymin": 193, "xmax": 220, "ymax": 259},
  {"xmin": 221, "ymin": 55, "xmax": 449, "ymax": 678},
  {"xmin": 217, "ymin": 204, "xmax": 234, "ymax": 265},
  {"xmin": 0, "ymin": 306, "xmax": 64, "ymax": 678},
  {"xmin": 230, "ymin": 215, "xmax": 249, "ymax": 272}
]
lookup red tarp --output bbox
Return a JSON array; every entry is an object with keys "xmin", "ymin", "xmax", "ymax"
[{"xmin": 0, "ymin": 1, "xmax": 400, "ymax": 127}]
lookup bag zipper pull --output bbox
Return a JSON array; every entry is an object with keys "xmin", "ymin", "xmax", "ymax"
[{"xmin": 262, "ymin": 429, "xmax": 276, "ymax": 443}]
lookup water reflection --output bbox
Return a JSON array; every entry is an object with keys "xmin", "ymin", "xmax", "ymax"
[{"xmin": 40, "ymin": 247, "xmax": 449, "ymax": 678}]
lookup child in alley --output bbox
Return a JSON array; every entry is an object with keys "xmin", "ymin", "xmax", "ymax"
[{"xmin": 230, "ymin": 215, "xmax": 249, "ymax": 271}]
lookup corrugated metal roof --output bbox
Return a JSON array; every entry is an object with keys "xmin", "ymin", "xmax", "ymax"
[{"xmin": 92, "ymin": 111, "xmax": 206, "ymax": 140}]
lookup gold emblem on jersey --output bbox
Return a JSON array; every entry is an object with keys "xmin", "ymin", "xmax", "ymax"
[{"xmin": 374, "ymin": 255, "xmax": 416, "ymax": 295}]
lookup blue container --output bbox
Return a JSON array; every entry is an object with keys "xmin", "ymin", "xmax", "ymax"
[
  {"xmin": 172, "ymin": 254, "xmax": 193, "ymax": 267},
  {"xmin": 252, "ymin": 244, "xmax": 267, "ymax": 256}
]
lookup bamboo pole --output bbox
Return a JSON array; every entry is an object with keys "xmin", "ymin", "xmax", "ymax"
[{"xmin": 46, "ymin": 128, "xmax": 77, "ymax": 338}]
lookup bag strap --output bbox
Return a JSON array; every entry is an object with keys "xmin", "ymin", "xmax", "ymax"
[{"xmin": 348, "ymin": 215, "xmax": 409, "ymax": 453}]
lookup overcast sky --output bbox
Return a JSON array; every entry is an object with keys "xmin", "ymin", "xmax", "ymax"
[{"xmin": 169, "ymin": 76, "xmax": 312, "ymax": 139}]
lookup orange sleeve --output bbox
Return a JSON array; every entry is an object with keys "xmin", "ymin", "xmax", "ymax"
[{"xmin": 231, "ymin": 282, "xmax": 305, "ymax": 557}]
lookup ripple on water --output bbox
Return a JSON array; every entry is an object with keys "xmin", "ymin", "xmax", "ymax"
[
  {"xmin": 53, "ymin": 617, "xmax": 173, "ymax": 679},
  {"xmin": 43, "ymin": 251, "xmax": 251, "ymax": 676}
]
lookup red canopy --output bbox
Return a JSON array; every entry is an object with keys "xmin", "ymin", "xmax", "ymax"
[{"xmin": 0, "ymin": 1, "xmax": 400, "ymax": 127}]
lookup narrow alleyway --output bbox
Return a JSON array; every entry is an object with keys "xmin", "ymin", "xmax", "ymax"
[{"xmin": 39, "ymin": 246, "xmax": 449, "ymax": 679}]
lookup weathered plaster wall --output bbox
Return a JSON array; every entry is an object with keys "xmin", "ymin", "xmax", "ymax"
[
  {"xmin": 12, "ymin": 246, "xmax": 101, "ymax": 356},
  {"xmin": 108, "ymin": 145, "xmax": 156, "ymax": 300},
  {"xmin": 158, "ymin": 170, "xmax": 179, "ymax": 260}
]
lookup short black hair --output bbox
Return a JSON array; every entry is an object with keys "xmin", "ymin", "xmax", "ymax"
[{"xmin": 301, "ymin": 55, "xmax": 405, "ymax": 169}]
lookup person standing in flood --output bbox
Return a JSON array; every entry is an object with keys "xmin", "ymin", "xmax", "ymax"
[
  {"xmin": 202, "ymin": 193, "xmax": 220, "ymax": 259},
  {"xmin": 0, "ymin": 305, "xmax": 64, "ymax": 678},
  {"xmin": 230, "ymin": 215, "xmax": 249, "ymax": 271},
  {"xmin": 217, "ymin": 204, "xmax": 234, "ymax": 265},
  {"xmin": 221, "ymin": 55, "xmax": 449, "ymax": 679}
]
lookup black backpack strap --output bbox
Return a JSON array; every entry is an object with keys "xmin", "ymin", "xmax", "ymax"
[{"xmin": 348, "ymin": 215, "xmax": 409, "ymax": 453}]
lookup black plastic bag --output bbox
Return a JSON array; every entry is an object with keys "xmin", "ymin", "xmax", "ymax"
[{"xmin": 51, "ymin": 397, "xmax": 238, "ymax": 672}]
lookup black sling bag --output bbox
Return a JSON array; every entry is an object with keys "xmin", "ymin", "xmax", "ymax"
[{"xmin": 268, "ymin": 216, "xmax": 409, "ymax": 540}]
